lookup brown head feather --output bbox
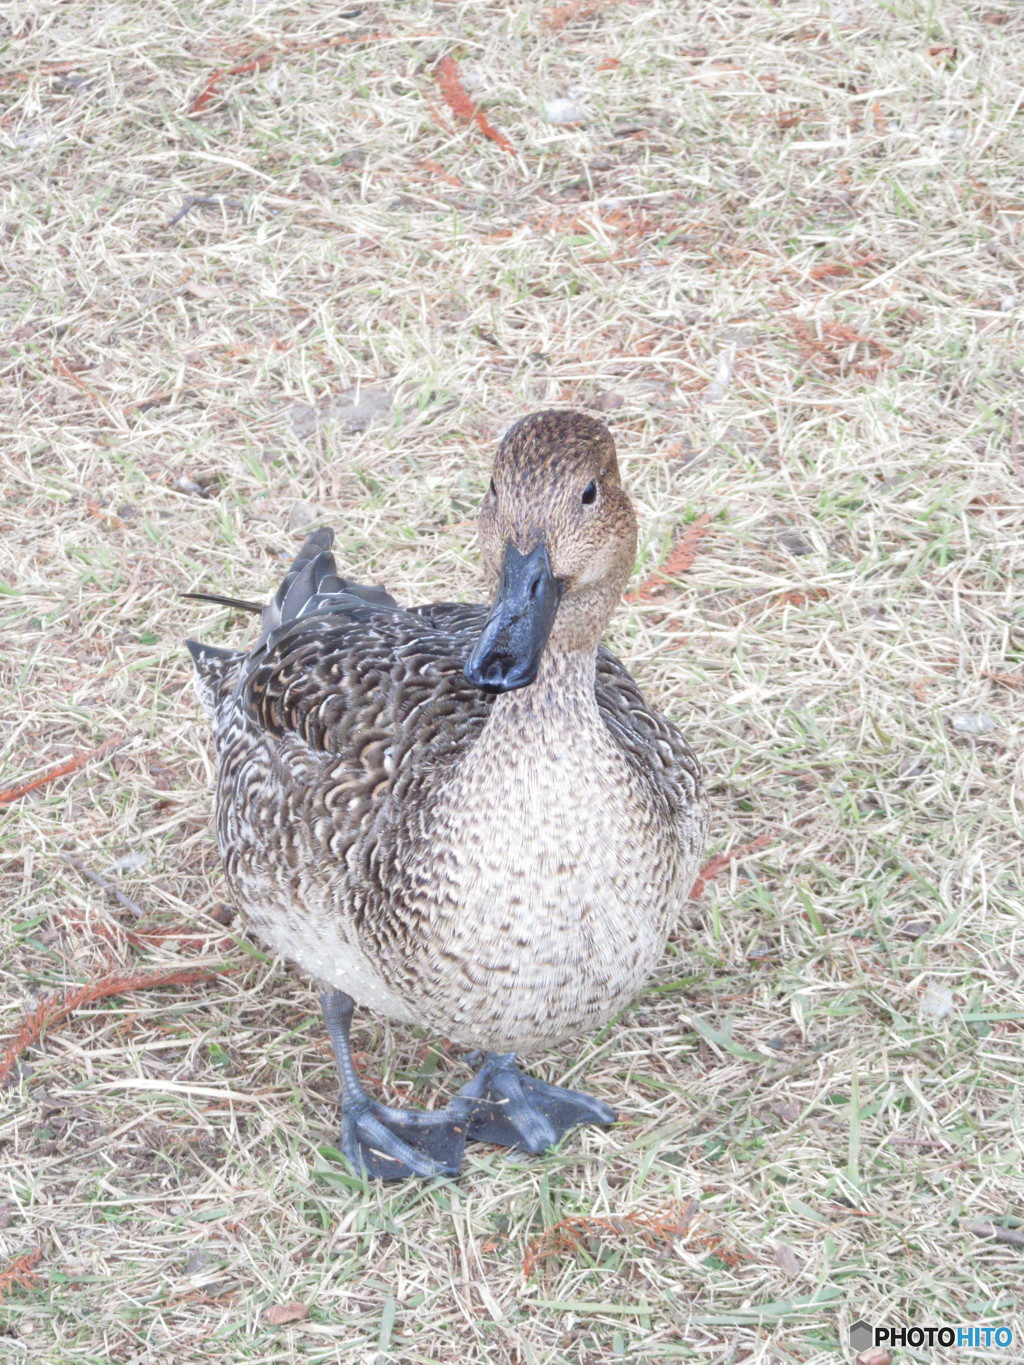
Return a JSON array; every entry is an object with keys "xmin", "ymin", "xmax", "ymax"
[{"xmin": 478, "ymin": 410, "xmax": 637, "ymax": 649}]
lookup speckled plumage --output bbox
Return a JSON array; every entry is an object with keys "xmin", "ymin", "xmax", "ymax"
[{"xmin": 189, "ymin": 411, "xmax": 709, "ymax": 1056}]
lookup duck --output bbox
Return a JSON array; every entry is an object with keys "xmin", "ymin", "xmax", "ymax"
[{"xmin": 187, "ymin": 409, "xmax": 709, "ymax": 1179}]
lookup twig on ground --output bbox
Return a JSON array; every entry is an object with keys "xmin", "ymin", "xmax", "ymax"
[
  {"xmin": 188, "ymin": 27, "xmax": 397, "ymax": 119},
  {"xmin": 63, "ymin": 854, "xmax": 146, "ymax": 920},
  {"xmin": 61, "ymin": 903, "xmax": 235, "ymax": 960},
  {"xmin": 961, "ymin": 1221, "xmax": 1024, "ymax": 1248},
  {"xmin": 0, "ymin": 1249, "xmax": 42, "ymax": 1301},
  {"xmin": 889, "ymin": 1137, "xmax": 953, "ymax": 1150},
  {"xmin": 806, "ymin": 252, "xmax": 883, "ymax": 281},
  {"xmin": 0, "ymin": 965, "xmax": 229, "ymax": 1087},
  {"xmin": 522, "ymin": 1198, "xmax": 747, "ymax": 1278},
  {"xmin": 524, "ymin": 1199, "xmax": 701, "ymax": 1276},
  {"xmin": 0, "ymin": 737, "xmax": 124, "ymax": 806},
  {"xmin": 1010, "ymin": 411, "xmax": 1022, "ymax": 486},
  {"xmin": 690, "ymin": 832, "xmax": 773, "ymax": 901},
  {"xmin": 786, "ymin": 315, "xmax": 893, "ymax": 373},
  {"xmin": 189, "ymin": 54, "xmax": 275, "ymax": 115},
  {"xmin": 168, "ymin": 196, "xmax": 244, "ymax": 227},
  {"xmin": 123, "ymin": 381, "xmax": 209, "ymax": 414},
  {"xmin": 52, "ymin": 355, "xmax": 104, "ymax": 405}
]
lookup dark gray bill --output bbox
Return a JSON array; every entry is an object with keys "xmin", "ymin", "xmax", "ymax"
[{"xmin": 464, "ymin": 541, "xmax": 564, "ymax": 691}]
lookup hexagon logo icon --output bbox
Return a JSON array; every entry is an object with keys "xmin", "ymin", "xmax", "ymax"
[{"xmin": 849, "ymin": 1320, "xmax": 874, "ymax": 1352}]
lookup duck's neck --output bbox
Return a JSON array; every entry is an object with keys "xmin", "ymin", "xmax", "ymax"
[
  {"xmin": 486, "ymin": 644, "xmax": 600, "ymax": 744},
  {"xmin": 469, "ymin": 578, "xmax": 620, "ymax": 742}
]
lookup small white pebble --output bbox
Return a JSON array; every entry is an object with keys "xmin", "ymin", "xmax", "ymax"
[
  {"xmin": 544, "ymin": 98, "xmax": 588, "ymax": 125},
  {"xmin": 920, "ymin": 984, "xmax": 954, "ymax": 1020},
  {"xmin": 950, "ymin": 712, "xmax": 997, "ymax": 735}
]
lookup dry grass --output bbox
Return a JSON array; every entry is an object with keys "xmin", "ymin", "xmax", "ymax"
[{"xmin": 2, "ymin": 1, "xmax": 1023, "ymax": 1361}]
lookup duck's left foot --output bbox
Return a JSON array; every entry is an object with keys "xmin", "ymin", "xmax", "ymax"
[
  {"xmin": 457, "ymin": 1052, "xmax": 617, "ymax": 1154},
  {"xmin": 338, "ymin": 1094, "xmax": 469, "ymax": 1181},
  {"xmin": 320, "ymin": 990, "xmax": 470, "ymax": 1180}
]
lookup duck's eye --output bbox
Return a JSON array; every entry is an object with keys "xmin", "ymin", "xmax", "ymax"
[{"xmin": 581, "ymin": 481, "xmax": 598, "ymax": 505}]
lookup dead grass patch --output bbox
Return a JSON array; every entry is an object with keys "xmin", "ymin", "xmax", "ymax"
[{"xmin": 2, "ymin": 1, "xmax": 1022, "ymax": 1362}]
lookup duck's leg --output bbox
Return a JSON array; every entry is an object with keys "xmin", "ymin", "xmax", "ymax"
[
  {"xmin": 319, "ymin": 991, "xmax": 471, "ymax": 1180},
  {"xmin": 456, "ymin": 1052, "xmax": 617, "ymax": 1154}
]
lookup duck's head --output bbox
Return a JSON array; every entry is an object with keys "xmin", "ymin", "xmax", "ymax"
[{"xmin": 465, "ymin": 409, "xmax": 637, "ymax": 692}]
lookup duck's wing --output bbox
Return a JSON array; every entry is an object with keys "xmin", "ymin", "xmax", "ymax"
[
  {"xmin": 241, "ymin": 604, "xmax": 494, "ymax": 761},
  {"xmin": 186, "ymin": 528, "xmax": 372, "ymax": 724},
  {"xmin": 206, "ymin": 531, "xmax": 494, "ymax": 762},
  {"xmin": 594, "ymin": 646, "xmax": 706, "ymax": 826}
]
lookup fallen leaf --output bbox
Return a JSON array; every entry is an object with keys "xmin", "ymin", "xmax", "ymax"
[
  {"xmin": 772, "ymin": 1243, "xmax": 805, "ymax": 1275},
  {"xmin": 265, "ymin": 1301, "xmax": 309, "ymax": 1325},
  {"xmin": 543, "ymin": 0, "xmax": 620, "ymax": 32},
  {"xmin": 925, "ymin": 44, "xmax": 958, "ymax": 67},
  {"xmin": 690, "ymin": 61, "xmax": 745, "ymax": 87},
  {"xmin": 184, "ymin": 281, "xmax": 220, "ymax": 300},
  {"xmin": 777, "ymin": 530, "xmax": 813, "ymax": 556},
  {"xmin": 899, "ymin": 920, "xmax": 933, "ymax": 940},
  {"xmin": 626, "ymin": 512, "xmax": 714, "ymax": 602},
  {"xmin": 287, "ymin": 501, "xmax": 318, "ymax": 531},
  {"xmin": 920, "ymin": 984, "xmax": 954, "ymax": 1020}
]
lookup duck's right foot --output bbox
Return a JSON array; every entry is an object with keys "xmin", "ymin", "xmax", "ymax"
[
  {"xmin": 320, "ymin": 989, "xmax": 469, "ymax": 1180},
  {"xmin": 458, "ymin": 1052, "xmax": 617, "ymax": 1154},
  {"xmin": 339, "ymin": 1094, "xmax": 470, "ymax": 1180}
]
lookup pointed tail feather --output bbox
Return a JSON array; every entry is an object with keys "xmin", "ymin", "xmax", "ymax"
[
  {"xmin": 256, "ymin": 527, "xmax": 400, "ymax": 646},
  {"xmin": 181, "ymin": 591, "xmax": 263, "ymax": 613},
  {"xmin": 185, "ymin": 528, "xmax": 402, "ymax": 689}
]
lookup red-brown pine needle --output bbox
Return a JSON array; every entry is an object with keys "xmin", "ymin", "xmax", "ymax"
[
  {"xmin": 0, "ymin": 737, "xmax": 123, "ymax": 806},
  {"xmin": 0, "ymin": 1249, "xmax": 42, "ymax": 1301},
  {"xmin": 626, "ymin": 513, "xmax": 713, "ymax": 602},
  {"xmin": 435, "ymin": 57, "xmax": 517, "ymax": 155},
  {"xmin": 543, "ymin": 0, "xmax": 625, "ymax": 33},
  {"xmin": 190, "ymin": 54, "xmax": 274, "ymax": 114},
  {"xmin": 521, "ymin": 1200, "xmax": 746, "ymax": 1278},
  {"xmin": 0, "ymin": 965, "xmax": 225, "ymax": 1087},
  {"xmin": 187, "ymin": 31, "xmax": 396, "ymax": 117},
  {"xmin": 807, "ymin": 252, "xmax": 882, "ymax": 281},
  {"xmin": 690, "ymin": 832, "xmax": 772, "ymax": 901}
]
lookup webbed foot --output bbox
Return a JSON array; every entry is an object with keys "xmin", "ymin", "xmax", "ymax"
[
  {"xmin": 320, "ymin": 990, "xmax": 470, "ymax": 1180},
  {"xmin": 457, "ymin": 1052, "xmax": 617, "ymax": 1154},
  {"xmin": 339, "ymin": 1094, "xmax": 470, "ymax": 1180}
]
